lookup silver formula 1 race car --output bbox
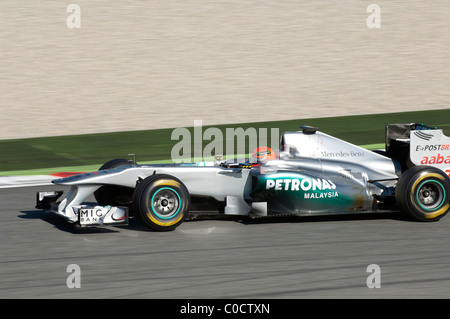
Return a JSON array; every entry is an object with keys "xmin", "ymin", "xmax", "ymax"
[{"xmin": 36, "ymin": 123, "xmax": 450, "ymax": 231}]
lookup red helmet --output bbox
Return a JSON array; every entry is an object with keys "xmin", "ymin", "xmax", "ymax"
[{"xmin": 250, "ymin": 147, "xmax": 277, "ymax": 165}]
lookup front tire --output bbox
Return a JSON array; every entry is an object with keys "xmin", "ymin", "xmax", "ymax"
[
  {"xmin": 395, "ymin": 166, "xmax": 450, "ymax": 221},
  {"xmin": 133, "ymin": 174, "xmax": 190, "ymax": 231}
]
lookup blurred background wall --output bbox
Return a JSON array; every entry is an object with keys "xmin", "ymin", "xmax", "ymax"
[{"xmin": 1, "ymin": 1, "xmax": 449, "ymax": 139}]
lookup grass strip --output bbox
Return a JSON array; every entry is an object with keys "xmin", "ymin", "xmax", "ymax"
[
  {"xmin": 1, "ymin": 109, "xmax": 449, "ymax": 174},
  {"xmin": 0, "ymin": 143, "xmax": 386, "ymax": 177}
]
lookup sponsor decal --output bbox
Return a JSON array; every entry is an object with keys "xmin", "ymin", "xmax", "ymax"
[
  {"xmin": 304, "ymin": 192, "xmax": 339, "ymax": 199},
  {"xmin": 265, "ymin": 177, "xmax": 338, "ymax": 199},
  {"xmin": 420, "ymin": 154, "xmax": 450, "ymax": 165},
  {"xmin": 79, "ymin": 207, "xmax": 107, "ymax": 223},
  {"xmin": 410, "ymin": 129, "xmax": 450, "ymax": 169},
  {"xmin": 320, "ymin": 151, "xmax": 365, "ymax": 158},
  {"xmin": 78, "ymin": 206, "xmax": 126, "ymax": 223},
  {"xmin": 415, "ymin": 144, "xmax": 450, "ymax": 152}
]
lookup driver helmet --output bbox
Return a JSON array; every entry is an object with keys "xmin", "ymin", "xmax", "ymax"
[{"xmin": 250, "ymin": 146, "xmax": 277, "ymax": 165}]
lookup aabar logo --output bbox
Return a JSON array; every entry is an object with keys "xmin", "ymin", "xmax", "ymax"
[{"xmin": 421, "ymin": 153, "xmax": 450, "ymax": 165}]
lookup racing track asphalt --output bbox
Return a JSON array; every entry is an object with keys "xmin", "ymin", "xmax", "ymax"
[{"xmin": 2, "ymin": 185, "xmax": 450, "ymax": 299}]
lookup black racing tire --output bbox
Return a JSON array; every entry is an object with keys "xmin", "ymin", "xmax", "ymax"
[
  {"xmin": 133, "ymin": 174, "xmax": 190, "ymax": 231},
  {"xmin": 98, "ymin": 158, "xmax": 135, "ymax": 171},
  {"xmin": 94, "ymin": 158, "xmax": 136, "ymax": 212},
  {"xmin": 395, "ymin": 165, "xmax": 450, "ymax": 222}
]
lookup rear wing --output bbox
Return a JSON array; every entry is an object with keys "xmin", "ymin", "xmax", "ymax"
[{"xmin": 386, "ymin": 123, "xmax": 450, "ymax": 175}]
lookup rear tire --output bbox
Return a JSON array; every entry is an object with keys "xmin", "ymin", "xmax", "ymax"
[
  {"xmin": 133, "ymin": 174, "xmax": 190, "ymax": 231},
  {"xmin": 395, "ymin": 166, "xmax": 450, "ymax": 221}
]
